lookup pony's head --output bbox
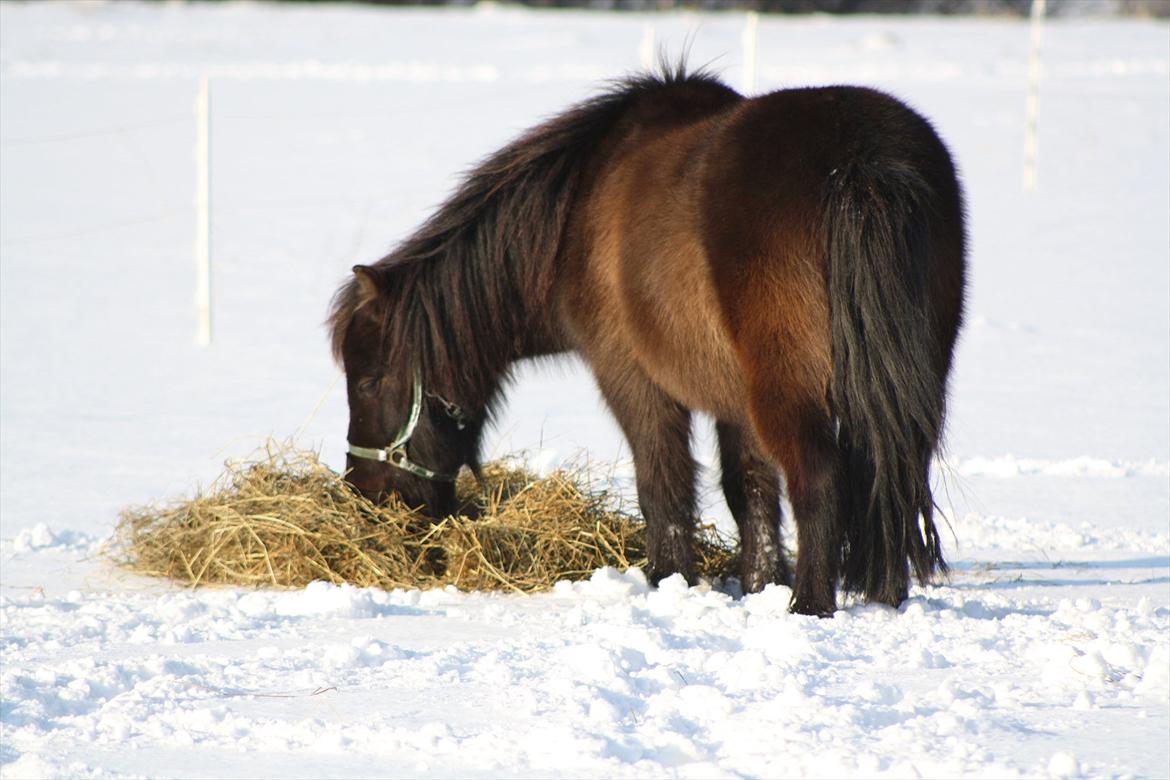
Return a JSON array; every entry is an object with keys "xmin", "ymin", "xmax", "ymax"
[{"xmin": 331, "ymin": 264, "xmax": 482, "ymax": 517}]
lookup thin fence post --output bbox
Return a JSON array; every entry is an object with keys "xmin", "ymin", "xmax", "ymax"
[
  {"xmin": 195, "ymin": 74, "xmax": 212, "ymax": 346},
  {"xmin": 1022, "ymin": 0, "xmax": 1046, "ymax": 192},
  {"xmin": 640, "ymin": 24, "xmax": 656, "ymax": 71},
  {"xmin": 742, "ymin": 10, "xmax": 759, "ymax": 95}
]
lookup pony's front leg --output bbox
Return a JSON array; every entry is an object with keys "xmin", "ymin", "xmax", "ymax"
[
  {"xmin": 595, "ymin": 368, "xmax": 698, "ymax": 586},
  {"xmin": 716, "ymin": 421, "xmax": 792, "ymax": 593}
]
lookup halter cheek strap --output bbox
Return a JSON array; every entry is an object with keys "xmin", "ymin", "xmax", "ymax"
[{"xmin": 346, "ymin": 368, "xmax": 463, "ymax": 483}]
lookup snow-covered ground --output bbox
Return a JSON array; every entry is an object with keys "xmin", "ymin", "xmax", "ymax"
[{"xmin": 1, "ymin": 2, "xmax": 1167, "ymax": 777}]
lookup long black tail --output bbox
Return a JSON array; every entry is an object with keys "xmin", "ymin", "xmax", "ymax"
[{"xmin": 826, "ymin": 159, "xmax": 950, "ymax": 605}]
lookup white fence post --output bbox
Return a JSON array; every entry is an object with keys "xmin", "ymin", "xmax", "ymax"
[
  {"xmin": 742, "ymin": 11, "xmax": 759, "ymax": 95},
  {"xmin": 1022, "ymin": 0, "xmax": 1046, "ymax": 192},
  {"xmin": 640, "ymin": 24, "xmax": 656, "ymax": 71},
  {"xmin": 195, "ymin": 75, "xmax": 212, "ymax": 347}
]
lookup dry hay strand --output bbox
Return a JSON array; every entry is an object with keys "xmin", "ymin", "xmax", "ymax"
[{"xmin": 113, "ymin": 440, "xmax": 738, "ymax": 593}]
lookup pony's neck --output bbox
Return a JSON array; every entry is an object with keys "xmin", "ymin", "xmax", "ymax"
[{"xmin": 365, "ymin": 70, "xmax": 705, "ymax": 411}]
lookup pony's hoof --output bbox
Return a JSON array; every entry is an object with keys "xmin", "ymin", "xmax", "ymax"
[
  {"xmin": 789, "ymin": 596, "xmax": 837, "ymax": 618},
  {"xmin": 740, "ymin": 563, "xmax": 790, "ymax": 595},
  {"xmin": 648, "ymin": 567, "xmax": 698, "ymax": 588},
  {"xmin": 868, "ymin": 584, "xmax": 909, "ymax": 609}
]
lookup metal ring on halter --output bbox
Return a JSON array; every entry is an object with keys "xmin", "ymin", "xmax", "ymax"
[{"xmin": 426, "ymin": 390, "xmax": 468, "ymax": 429}]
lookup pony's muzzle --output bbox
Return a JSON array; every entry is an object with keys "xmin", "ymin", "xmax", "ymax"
[{"xmin": 344, "ymin": 458, "xmax": 390, "ymax": 502}]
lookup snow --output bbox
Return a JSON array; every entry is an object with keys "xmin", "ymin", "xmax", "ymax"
[{"xmin": 1, "ymin": 2, "xmax": 1168, "ymax": 777}]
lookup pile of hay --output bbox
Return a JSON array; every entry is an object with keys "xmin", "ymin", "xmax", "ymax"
[{"xmin": 113, "ymin": 441, "xmax": 737, "ymax": 593}]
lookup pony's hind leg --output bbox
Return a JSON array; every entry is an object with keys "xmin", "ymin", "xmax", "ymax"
[
  {"xmin": 706, "ymin": 268, "xmax": 844, "ymax": 614},
  {"xmin": 594, "ymin": 367, "xmax": 698, "ymax": 586},
  {"xmin": 730, "ymin": 326, "xmax": 844, "ymax": 615},
  {"xmin": 754, "ymin": 400, "xmax": 847, "ymax": 617},
  {"xmin": 716, "ymin": 421, "xmax": 792, "ymax": 593},
  {"xmin": 790, "ymin": 428, "xmax": 847, "ymax": 616}
]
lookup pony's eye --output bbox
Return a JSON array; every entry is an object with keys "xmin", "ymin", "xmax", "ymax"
[{"xmin": 355, "ymin": 377, "xmax": 379, "ymax": 397}]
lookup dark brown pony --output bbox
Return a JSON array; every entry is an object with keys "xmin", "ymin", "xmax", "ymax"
[{"xmin": 329, "ymin": 65, "xmax": 966, "ymax": 616}]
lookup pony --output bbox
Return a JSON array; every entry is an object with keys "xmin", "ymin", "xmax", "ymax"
[{"xmin": 329, "ymin": 65, "xmax": 966, "ymax": 616}]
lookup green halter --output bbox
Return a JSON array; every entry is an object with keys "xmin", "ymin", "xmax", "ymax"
[{"xmin": 346, "ymin": 368, "xmax": 467, "ymax": 482}]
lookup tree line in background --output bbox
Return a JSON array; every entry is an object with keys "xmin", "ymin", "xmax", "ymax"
[{"xmin": 349, "ymin": 0, "xmax": 1169, "ymax": 15}]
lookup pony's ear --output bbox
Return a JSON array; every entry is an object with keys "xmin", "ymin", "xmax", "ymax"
[{"xmin": 352, "ymin": 265, "xmax": 385, "ymax": 308}]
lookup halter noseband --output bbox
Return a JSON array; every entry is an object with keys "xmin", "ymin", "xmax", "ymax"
[{"xmin": 346, "ymin": 368, "xmax": 468, "ymax": 482}]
